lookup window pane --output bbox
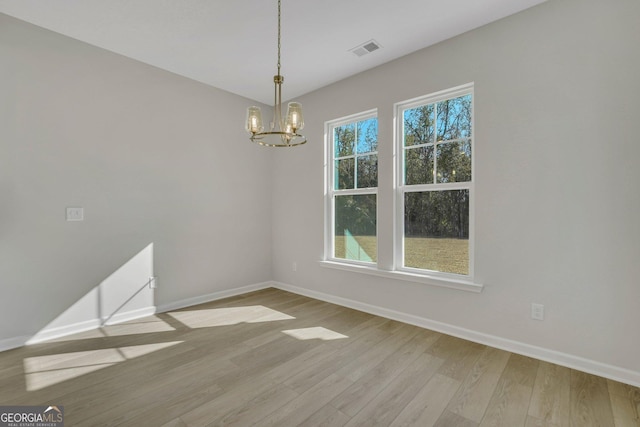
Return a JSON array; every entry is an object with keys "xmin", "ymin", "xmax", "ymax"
[
  {"xmin": 405, "ymin": 146, "xmax": 434, "ymax": 185},
  {"xmin": 436, "ymin": 94, "xmax": 472, "ymax": 141},
  {"xmin": 357, "ymin": 118, "xmax": 378, "ymax": 153},
  {"xmin": 357, "ymin": 154, "xmax": 378, "ymax": 188},
  {"xmin": 334, "ymin": 194, "xmax": 377, "ymax": 263},
  {"xmin": 404, "ymin": 104, "xmax": 434, "ymax": 146},
  {"xmin": 334, "ymin": 123, "xmax": 355, "ymax": 157},
  {"xmin": 404, "ymin": 190, "xmax": 469, "ymax": 275},
  {"xmin": 436, "ymin": 139, "xmax": 472, "ymax": 183},
  {"xmin": 334, "ymin": 158, "xmax": 354, "ymax": 190}
]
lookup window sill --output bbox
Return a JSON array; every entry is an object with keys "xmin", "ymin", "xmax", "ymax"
[{"xmin": 318, "ymin": 260, "xmax": 483, "ymax": 293}]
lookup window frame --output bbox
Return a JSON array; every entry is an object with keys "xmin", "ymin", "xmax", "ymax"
[
  {"xmin": 321, "ymin": 84, "xmax": 481, "ymax": 293},
  {"xmin": 324, "ymin": 109, "xmax": 378, "ymax": 267},
  {"xmin": 395, "ymin": 83, "xmax": 475, "ymax": 281}
]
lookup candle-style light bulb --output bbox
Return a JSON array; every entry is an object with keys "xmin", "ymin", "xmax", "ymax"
[
  {"xmin": 246, "ymin": 106, "xmax": 263, "ymax": 134},
  {"xmin": 286, "ymin": 102, "xmax": 304, "ymax": 132}
]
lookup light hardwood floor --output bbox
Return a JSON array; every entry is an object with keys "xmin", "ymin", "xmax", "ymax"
[{"xmin": 1, "ymin": 288, "xmax": 638, "ymax": 426}]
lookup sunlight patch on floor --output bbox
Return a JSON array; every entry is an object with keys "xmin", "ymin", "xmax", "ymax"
[
  {"xmin": 281, "ymin": 327, "xmax": 349, "ymax": 341},
  {"xmin": 102, "ymin": 315, "xmax": 175, "ymax": 336},
  {"xmin": 43, "ymin": 328, "xmax": 107, "ymax": 342},
  {"xmin": 23, "ymin": 341, "xmax": 182, "ymax": 391},
  {"xmin": 167, "ymin": 305, "xmax": 295, "ymax": 328}
]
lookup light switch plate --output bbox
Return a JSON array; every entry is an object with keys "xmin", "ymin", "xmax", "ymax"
[
  {"xmin": 66, "ymin": 207, "xmax": 84, "ymax": 221},
  {"xmin": 531, "ymin": 303, "xmax": 544, "ymax": 321}
]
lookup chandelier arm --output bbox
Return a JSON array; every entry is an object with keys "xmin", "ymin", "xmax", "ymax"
[
  {"xmin": 277, "ymin": 76, "xmax": 283, "ymax": 130},
  {"xmin": 274, "ymin": 75, "xmax": 282, "ymax": 131}
]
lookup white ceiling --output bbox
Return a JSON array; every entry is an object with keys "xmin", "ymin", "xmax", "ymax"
[{"xmin": 0, "ymin": 0, "xmax": 546, "ymax": 104}]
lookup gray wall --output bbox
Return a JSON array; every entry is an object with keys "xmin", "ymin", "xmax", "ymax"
[
  {"xmin": 0, "ymin": 14, "xmax": 273, "ymax": 343},
  {"xmin": 2, "ymin": 0, "xmax": 639, "ymax": 384},
  {"xmin": 272, "ymin": 0, "xmax": 640, "ymax": 378}
]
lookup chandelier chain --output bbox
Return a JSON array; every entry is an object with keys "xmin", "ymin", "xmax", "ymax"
[{"xmin": 277, "ymin": 0, "xmax": 281, "ymax": 75}]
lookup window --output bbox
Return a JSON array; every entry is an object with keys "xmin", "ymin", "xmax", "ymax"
[
  {"xmin": 326, "ymin": 111, "xmax": 378, "ymax": 264},
  {"xmin": 397, "ymin": 84, "xmax": 473, "ymax": 277},
  {"xmin": 322, "ymin": 84, "xmax": 478, "ymax": 290}
]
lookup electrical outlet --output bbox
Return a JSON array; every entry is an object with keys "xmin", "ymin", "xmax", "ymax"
[
  {"xmin": 292, "ymin": 262, "xmax": 297, "ymax": 272},
  {"xmin": 66, "ymin": 207, "xmax": 84, "ymax": 221},
  {"xmin": 531, "ymin": 303, "xmax": 544, "ymax": 320}
]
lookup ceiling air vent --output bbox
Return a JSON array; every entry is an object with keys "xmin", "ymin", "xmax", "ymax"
[{"xmin": 350, "ymin": 39, "xmax": 381, "ymax": 57}]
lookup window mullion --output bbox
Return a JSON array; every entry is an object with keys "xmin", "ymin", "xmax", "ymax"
[
  {"xmin": 353, "ymin": 123, "xmax": 358, "ymax": 190},
  {"xmin": 404, "ymin": 182, "xmax": 471, "ymax": 193},
  {"xmin": 333, "ymin": 187, "xmax": 377, "ymax": 196},
  {"xmin": 433, "ymin": 103, "xmax": 438, "ymax": 184}
]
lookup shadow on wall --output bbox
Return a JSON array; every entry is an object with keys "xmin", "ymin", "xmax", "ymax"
[{"xmin": 27, "ymin": 243, "xmax": 156, "ymax": 344}]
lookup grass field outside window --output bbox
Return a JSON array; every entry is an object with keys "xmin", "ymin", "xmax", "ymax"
[{"xmin": 334, "ymin": 235, "xmax": 468, "ymax": 275}]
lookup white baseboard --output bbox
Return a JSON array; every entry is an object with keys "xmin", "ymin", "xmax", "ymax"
[
  {"xmin": 102, "ymin": 306, "xmax": 157, "ymax": 326},
  {"xmin": 26, "ymin": 319, "xmax": 101, "ymax": 345},
  {"xmin": 0, "ymin": 282, "xmax": 273, "ymax": 352},
  {"xmin": 155, "ymin": 281, "xmax": 272, "ymax": 313},
  {"xmin": 271, "ymin": 281, "xmax": 640, "ymax": 388},
  {"xmin": 26, "ymin": 306, "xmax": 157, "ymax": 345},
  {"xmin": 4, "ymin": 279, "xmax": 638, "ymax": 388}
]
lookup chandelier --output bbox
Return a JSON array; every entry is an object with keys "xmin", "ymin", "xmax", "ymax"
[{"xmin": 245, "ymin": 0, "xmax": 306, "ymax": 147}]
